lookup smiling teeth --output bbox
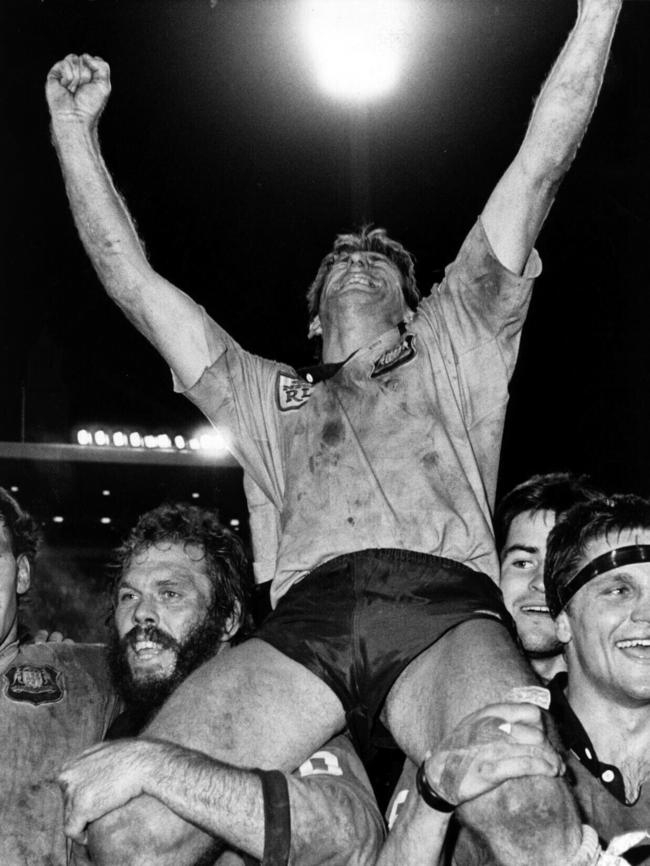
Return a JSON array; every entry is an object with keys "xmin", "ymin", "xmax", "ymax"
[
  {"xmin": 617, "ymin": 639, "xmax": 650, "ymax": 648},
  {"xmin": 522, "ymin": 606, "xmax": 549, "ymax": 613},
  {"xmin": 134, "ymin": 640, "xmax": 161, "ymax": 652}
]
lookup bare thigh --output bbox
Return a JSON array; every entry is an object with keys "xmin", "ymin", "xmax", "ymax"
[
  {"xmin": 88, "ymin": 639, "xmax": 346, "ymax": 865},
  {"xmin": 146, "ymin": 638, "xmax": 345, "ymax": 766},
  {"xmin": 383, "ymin": 618, "xmax": 537, "ymax": 760}
]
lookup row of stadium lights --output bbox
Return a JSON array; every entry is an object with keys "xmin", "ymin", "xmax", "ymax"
[
  {"xmin": 8, "ymin": 486, "xmax": 240, "ymax": 530},
  {"xmin": 75, "ymin": 429, "xmax": 229, "ymax": 454}
]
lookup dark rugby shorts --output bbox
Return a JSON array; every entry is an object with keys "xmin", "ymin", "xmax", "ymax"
[{"xmin": 256, "ymin": 548, "xmax": 516, "ymax": 754}]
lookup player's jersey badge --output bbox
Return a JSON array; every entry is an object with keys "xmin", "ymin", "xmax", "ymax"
[
  {"xmin": 277, "ymin": 373, "xmax": 314, "ymax": 412},
  {"xmin": 4, "ymin": 664, "xmax": 65, "ymax": 705},
  {"xmin": 371, "ymin": 334, "xmax": 416, "ymax": 378}
]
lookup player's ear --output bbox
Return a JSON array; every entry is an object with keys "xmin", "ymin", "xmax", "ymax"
[
  {"xmin": 308, "ymin": 316, "xmax": 322, "ymax": 339},
  {"xmin": 16, "ymin": 554, "xmax": 31, "ymax": 595},
  {"xmin": 220, "ymin": 601, "xmax": 242, "ymax": 642}
]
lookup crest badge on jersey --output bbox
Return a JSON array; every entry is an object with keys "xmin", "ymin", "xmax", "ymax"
[
  {"xmin": 4, "ymin": 664, "xmax": 65, "ymax": 706},
  {"xmin": 371, "ymin": 334, "xmax": 416, "ymax": 378},
  {"xmin": 277, "ymin": 373, "xmax": 314, "ymax": 412}
]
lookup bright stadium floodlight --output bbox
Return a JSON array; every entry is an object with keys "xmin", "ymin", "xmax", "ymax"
[
  {"xmin": 129, "ymin": 432, "xmax": 143, "ymax": 448},
  {"xmin": 199, "ymin": 431, "xmax": 229, "ymax": 455},
  {"xmin": 301, "ymin": 0, "xmax": 413, "ymax": 102},
  {"xmin": 77, "ymin": 429, "xmax": 92, "ymax": 446},
  {"xmin": 94, "ymin": 430, "xmax": 108, "ymax": 446}
]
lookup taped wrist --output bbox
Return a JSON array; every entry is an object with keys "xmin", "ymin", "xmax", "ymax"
[{"xmin": 254, "ymin": 769, "xmax": 291, "ymax": 866}]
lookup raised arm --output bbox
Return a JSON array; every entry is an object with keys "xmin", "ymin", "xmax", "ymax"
[
  {"xmin": 46, "ymin": 54, "xmax": 216, "ymax": 389},
  {"xmin": 482, "ymin": 0, "xmax": 622, "ymax": 274}
]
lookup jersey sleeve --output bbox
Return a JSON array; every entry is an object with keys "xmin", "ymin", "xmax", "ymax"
[
  {"xmin": 414, "ymin": 218, "xmax": 541, "ymax": 433},
  {"xmin": 280, "ymin": 735, "xmax": 385, "ymax": 866},
  {"xmin": 419, "ymin": 217, "xmax": 541, "ymax": 371},
  {"xmin": 176, "ymin": 307, "xmax": 290, "ymax": 510}
]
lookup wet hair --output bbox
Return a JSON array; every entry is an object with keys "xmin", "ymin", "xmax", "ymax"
[
  {"xmin": 544, "ymin": 493, "xmax": 650, "ymax": 617},
  {"xmin": 495, "ymin": 472, "xmax": 603, "ymax": 556},
  {"xmin": 305, "ymin": 226, "xmax": 420, "ymax": 323},
  {"xmin": 0, "ymin": 487, "xmax": 40, "ymax": 566},
  {"xmin": 113, "ymin": 503, "xmax": 253, "ymax": 641}
]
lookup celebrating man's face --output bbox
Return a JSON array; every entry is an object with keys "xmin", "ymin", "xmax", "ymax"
[
  {"xmin": 499, "ymin": 509, "xmax": 562, "ymax": 657},
  {"xmin": 556, "ymin": 527, "xmax": 650, "ymax": 705},
  {"xmin": 109, "ymin": 542, "xmax": 227, "ymax": 710}
]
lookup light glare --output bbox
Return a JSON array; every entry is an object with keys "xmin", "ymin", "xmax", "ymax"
[
  {"xmin": 302, "ymin": 1, "xmax": 412, "ymax": 101},
  {"xmin": 199, "ymin": 432, "xmax": 229, "ymax": 454}
]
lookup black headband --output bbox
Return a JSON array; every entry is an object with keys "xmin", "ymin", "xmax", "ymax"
[{"xmin": 554, "ymin": 544, "xmax": 650, "ymax": 615}]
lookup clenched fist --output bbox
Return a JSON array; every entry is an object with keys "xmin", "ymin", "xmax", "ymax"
[{"xmin": 46, "ymin": 53, "xmax": 111, "ymax": 126}]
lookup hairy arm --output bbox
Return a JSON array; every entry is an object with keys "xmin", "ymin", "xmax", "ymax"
[
  {"xmin": 46, "ymin": 54, "xmax": 216, "ymax": 389},
  {"xmin": 482, "ymin": 0, "xmax": 622, "ymax": 274},
  {"xmin": 60, "ymin": 739, "xmax": 265, "ymax": 856},
  {"xmin": 60, "ymin": 736, "xmax": 384, "ymax": 865}
]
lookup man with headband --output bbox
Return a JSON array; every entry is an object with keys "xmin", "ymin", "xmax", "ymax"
[
  {"xmin": 374, "ymin": 493, "xmax": 650, "ymax": 864},
  {"xmin": 542, "ymin": 494, "xmax": 650, "ymax": 861}
]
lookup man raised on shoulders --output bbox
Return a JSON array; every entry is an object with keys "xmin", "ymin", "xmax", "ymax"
[{"xmin": 47, "ymin": 2, "xmax": 623, "ymax": 862}]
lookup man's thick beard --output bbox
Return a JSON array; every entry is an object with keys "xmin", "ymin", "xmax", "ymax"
[{"xmin": 108, "ymin": 607, "xmax": 226, "ymax": 721}]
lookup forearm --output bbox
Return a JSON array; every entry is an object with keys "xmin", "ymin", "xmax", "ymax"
[
  {"xmin": 51, "ymin": 119, "xmax": 158, "ymax": 322},
  {"xmin": 519, "ymin": 0, "xmax": 622, "ymax": 185},
  {"xmin": 482, "ymin": 0, "xmax": 621, "ymax": 273},
  {"xmin": 377, "ymin": 794, "xmax": 450, "ymax": 866},
  {"xmin": 50, "ymin": 114, "xmax": 213, "ymax": 385},
  {"xmin": 143, "ymin": 743, "xmax": 266, "ymax": 858}
]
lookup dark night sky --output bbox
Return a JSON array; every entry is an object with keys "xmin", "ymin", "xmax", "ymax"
[{"xmin": 2, "ymin": 0, "xmax": 650, "ymax": 500}]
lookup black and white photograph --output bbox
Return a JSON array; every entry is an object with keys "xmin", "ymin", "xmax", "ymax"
[{"xmin": 2, "ymin": 0, "xmax": 650, "ymax": 863}]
